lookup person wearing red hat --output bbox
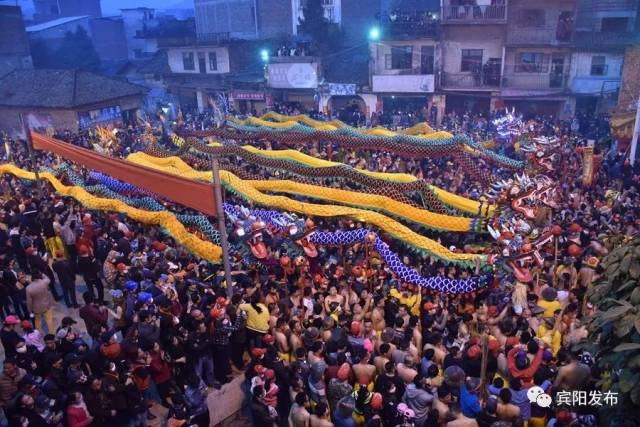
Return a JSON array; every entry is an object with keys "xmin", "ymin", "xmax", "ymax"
[{"xmin": 0, "ymin": 315, "xmax": 21, "ymax": 358}]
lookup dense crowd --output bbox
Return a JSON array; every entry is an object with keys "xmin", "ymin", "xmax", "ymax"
[{"xmin": 0, "ymin": 106, "xmax": 637, "ymax": 427}]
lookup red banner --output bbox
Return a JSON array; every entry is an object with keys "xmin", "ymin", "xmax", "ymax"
[{"xmin": 31, "ymin": 133, "xmax": 218, "ymax": 216}]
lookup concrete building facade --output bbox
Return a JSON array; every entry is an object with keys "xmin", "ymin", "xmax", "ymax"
[
  {"xmin": 33, "ymin": 0, "xmax": 101, "ymax": 22},
  {"xmin": 0, "ymin": 5, "xmax": 33, "ymax": 77}
]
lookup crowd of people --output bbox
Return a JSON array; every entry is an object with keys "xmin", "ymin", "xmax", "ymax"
[{"xmin": 0, "ymin": 104, "xmax": 636, "ymax": 427}]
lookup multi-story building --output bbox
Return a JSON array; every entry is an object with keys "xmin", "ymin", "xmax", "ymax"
[
  {"xmin": 89, "ymin": 17, "xmax": 129, "ymax": 63},
  {"xmin": 368, "ymin": 14, "xmax": 439, "ymax": 117},
  {"xmin": 26, "ymin": 15, "xmax": 92, "ymax": 51},
  {"xmin": 571, "ymin": 0, "xmax": 640, "ymax": 114},
  {"xmin": 502, "ymin": 0, "xmax": 576, "ymax": 118},
  {"xmin": 32, "ymin": 0, "xmax": 101, "ymax": 22},
  {"xmin": 0, "ymin": 5, "xmax": 33, "ymax": 77},
  {"xmin": 121, "ymin": 7, "xmax": 159, "ymax": 60},
  {"xmin": 162, "ymin": 38, "xmax": 266, "ymax": 113},
  {"xmin": 439, "ymin": 0, "xmax": 507, "ymax": 113},
  {"xmin": 194, "ymin": 0, "xmax": 294, "ymax": 41},
  {"xmin": 291, "ymin": 0, "xmax": 341, "ymax": 34}
]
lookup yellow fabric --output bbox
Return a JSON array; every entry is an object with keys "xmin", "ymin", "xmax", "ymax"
[
  {"xmin": 536, "ymin": 324, "xmax": 561, "ymax": 355},
  {"xmin": 173, "ymin": 135, "xmax": 493, "ymax": 216},
  {"xmin": 234, "ymin": 112, "xmax": 440, "ymax": 137},
  {"xmin": 247, "ymin": 179, "xmax": 474, "ymax": 232},
  {"xmin": 126, "ymin": 153, "xmax": 486, "ymax": 265},
  {"xmin": 538, "ymin": 299, "xmax": 562, "ymax": 318},
  {"xmin": 45, "ymin": 236, "xmax": 66, "ymax": 259},
  {"xmin": 0, "ymin": 164, "xmax": 223, "ymax": 263},
  {"xmin": 389, "ymin": 288, "xmax": 421, "ymax": 316},
  {"xmin": 239, "ymin": 303, "xmax": 270, "ymax": 333}
]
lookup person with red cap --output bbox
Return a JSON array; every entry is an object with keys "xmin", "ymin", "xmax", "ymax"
[{"xmin": 0, "ymin": 315, "xmax": 21, "ymax": 358}]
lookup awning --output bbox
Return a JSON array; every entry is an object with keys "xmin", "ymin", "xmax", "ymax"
[{"xmin": 31, "ymin": 133, "xmax": 218, "ymax": 216}]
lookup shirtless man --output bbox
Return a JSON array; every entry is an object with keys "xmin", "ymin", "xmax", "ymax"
[
  {"xmin": 371, "ymin": 296, "xmax": 386, "ymax": 333},
  {"xmin": 309, "ymin": 402, "xmax": 334, "ymax": 427},
  {"xmin": 397, "ymin": 354, "xmax": 418, "ymax": 384},
  {"xmin": 324, "ymin": 285, "xmax": 345, "ymax": 314},
  {"xmin": 268, "ymin": 303, "xmax": 280, "ymax": 330},
  {"xmin": 554, "ymin": 351, "xmax": 591, "ymax": 391},
  {"xmin": 352, "ymin": 351, "xmax": 376, "ymax": 385},
  {"xmin": 274, "ymin": 318, "xmax": 290, "ymax": 363},
  {"xmin": 496, "ymin": 389, "xmax": 520, "ymax": 423},
  {"xmin": 578, "ymin": 257, "xmax": 598, "ymax": 289},
  {"xmin": 446, "ymin": 402, "xmax": 478, "ymax": 427},
  {"xmin": 264, "ymin": 284, "xmax": 279, "ymax": 306},
  {"xmin": 289, "ymin": 392, "xmax": 311, "ymax": 427},
  {"xmin": 374, "ymin": 343, "xmax": 391, "ymax": 374},
  {"xmin": 289, "ymin": 319, "xmax": 303, "ymax": 353},
  {"xmin": 423, "ymin": 333, "xmax": 447, "ymax": 366}
]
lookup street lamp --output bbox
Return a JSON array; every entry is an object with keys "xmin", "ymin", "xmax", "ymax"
[
  {"xmin": 260, "ymin": 49, "xmax": 270, "ymax": 62},
  {"xmin": 368, "ymin": 27, "xmax": 381, "ymax": 41}
]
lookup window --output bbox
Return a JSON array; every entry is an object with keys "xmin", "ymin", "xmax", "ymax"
[
  {"xmin": 515, "ymin": 52, "xmax": 549, "ymax": 73},
  {"xmin": 390, "ymin": 46, "xmax": 413, "ymax": 69},
  {"xmin": 590, "ymin": 55, "xmax": 607, "ymax": 76},
  {"xmin": 600, "ymin": 17, "xmax": 628, "ymax": 32},
  {"xmin": 182, "ymin": 52, "xmax": 195, "ymax": 70},
  {"xmin": 209, "ymin": 52, "xmax": 218, "ymax": 71},
  {"xmin": 517, "ymin": 9, "xmax": 545, "ymax": 27},
  {"xmin": 461, "ymin": 49, "xmax": 483, "ymax": 72},
  {"xmin": 420, "ymin": 46, "xmax": 435, "ymax": 74}
]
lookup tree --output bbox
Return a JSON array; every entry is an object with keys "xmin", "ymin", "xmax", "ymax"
[
  {"xmin": 54, "ymin": 26, "xmax": 100, "ymax": 71},
  {"xmin": 298, "ymin": 0, "xmax": 341, "ymax": 54},
  {"xmin": 30, "ymin": 37, "xmax": 56, "ymax": 68},
  {"xmin": 582, "ymin": 238, "xmax": 640, "ymax": 426}
]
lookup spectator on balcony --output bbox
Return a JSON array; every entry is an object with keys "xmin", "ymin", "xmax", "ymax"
[{"xmin": 472, "ymin": 61, "xmax": 482, "ymax": 86}]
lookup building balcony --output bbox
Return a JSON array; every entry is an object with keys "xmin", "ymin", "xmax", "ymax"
[
  {"xmin": 379, "ymin": 18, "xmax": 439, "ymax": 40},
  {"xmin": 441, "ymin": 72, "xmax": 501, "ymax": 90},
  {"xmin": 372, "ymin": 74, "xmax": 435, "ymax": 93},
  {"xmin": 571, "ymin": 75, "xmax": 621, "ymax": 95},
  {"xmin": 507, "ymin": 27, "xmax": 573, "ymax": 46},
  {"xmin": 195, "ymin": 32, "xmax": 230, "ymax": 44},
  {"xmin": 441, "ymin": 5, "xmax": 506, "ymax": 24},
  {"xmin": 573, "ymin": 30, "xmax": 640, "ymax": 50},
  {"xmin": 502, "ymin": 73, "xmax": 570, "ymax": 91},
  {"xmin": 270, "ymin": 55, "xmax": 318, "ymax": 63}
]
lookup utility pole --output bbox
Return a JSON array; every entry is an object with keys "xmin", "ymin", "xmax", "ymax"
[
  {"xmin": 630, "ymin": 97, "xmax": 640, "ymax": 165},
  {"xmin": 210, "ymin": 156, "xmax": 234, "ymax": 298},
  {"xmin": 18, "ymin": 113, "xmax": 42, "ymax": 197}
]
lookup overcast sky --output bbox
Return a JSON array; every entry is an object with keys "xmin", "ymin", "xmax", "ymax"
[{"xmin": 0, "ymin": 0, "xmax": 194, "ymax": 16}]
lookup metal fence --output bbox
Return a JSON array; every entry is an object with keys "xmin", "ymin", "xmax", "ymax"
[{"xmin": 442, "ymin": 5, "xmax": 506, "ymax": 22}]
